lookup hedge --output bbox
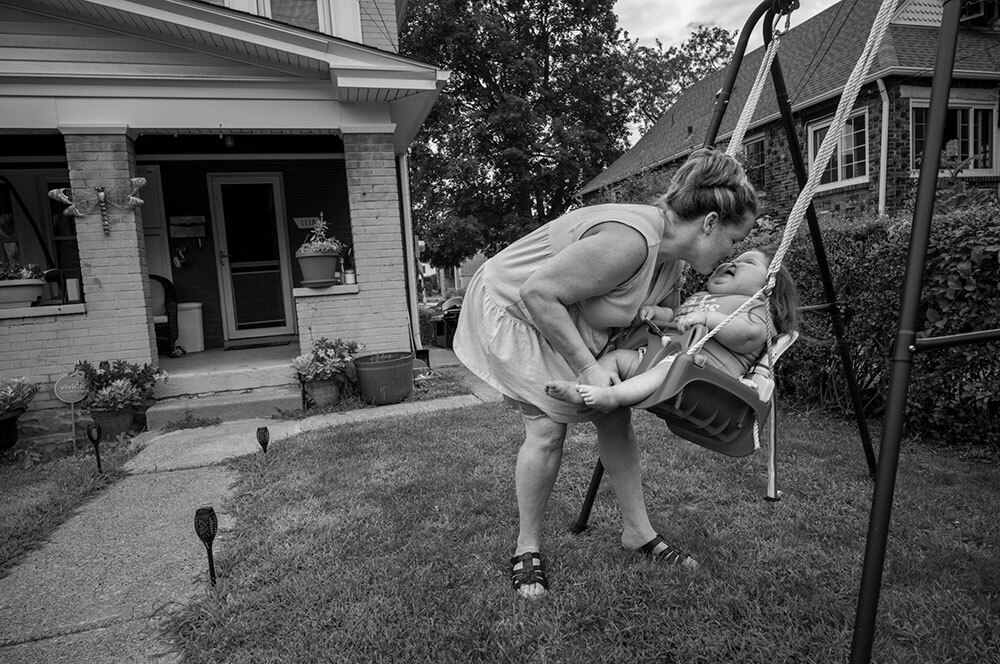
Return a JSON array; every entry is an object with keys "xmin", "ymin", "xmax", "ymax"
[{"xmin": 750, "ymin": 204, "xmax": 999, "ymax": 450}]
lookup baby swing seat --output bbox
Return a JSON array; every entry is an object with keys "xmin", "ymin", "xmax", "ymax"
[{"xmin": 616, "ymin": 326, "xmax": 769, "ymax": 457}]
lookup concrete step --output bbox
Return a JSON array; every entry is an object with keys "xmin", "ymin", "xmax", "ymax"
[
  {"xmin": 158, "ymin": 365, "xmax": 297, "ymax": 399},
  {"xmin": 146, "ymin": 385, "xmax": 302, "ymax": 431}
]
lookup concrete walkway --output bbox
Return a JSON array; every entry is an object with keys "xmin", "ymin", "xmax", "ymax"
[{"xmin": 0, "ymin": 353, "xmax": 499, "ymax": 663}]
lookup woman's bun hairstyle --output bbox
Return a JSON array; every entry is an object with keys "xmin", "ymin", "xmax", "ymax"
[{"xmin": 656, "ymin": 148, "xmax": 758, "ymax": 228}]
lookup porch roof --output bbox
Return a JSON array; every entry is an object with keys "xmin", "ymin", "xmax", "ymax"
[{"xmin": 0, "ymin": 0, "xmax": 449, "ymax": 153}]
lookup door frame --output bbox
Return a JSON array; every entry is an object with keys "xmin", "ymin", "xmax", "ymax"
[{"xmin": 207, "ymin": 172, "xmax": 296, "ymax": 341}]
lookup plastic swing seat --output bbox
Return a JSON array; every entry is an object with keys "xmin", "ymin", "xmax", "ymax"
[{"xmin": 615, "ymin": 325, "xmax": 799, "ymax": 457}]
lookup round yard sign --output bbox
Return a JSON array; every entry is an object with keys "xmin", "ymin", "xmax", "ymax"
[{"xmin": 54, "ymin": 371, "xmax": 88, "ymax": 404}]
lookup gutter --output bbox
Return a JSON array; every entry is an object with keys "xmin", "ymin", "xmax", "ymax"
[
  {"xmin": 398, "ymin": 152, "xmax": 423, "ymax": 352},
  {"xmin": 877, "ymin": 78, "xmax": 889, "ymax": 215}
]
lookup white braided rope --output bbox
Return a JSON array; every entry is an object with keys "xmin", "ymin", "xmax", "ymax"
[
  {"xmin": 727, "ymin": 25, "xmax": 783, "ymax": 160},
  {"xmin": 687, "ymin": 0, "xmax": 896, "ymax": 357}
]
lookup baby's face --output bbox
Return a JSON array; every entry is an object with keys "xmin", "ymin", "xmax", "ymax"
[{"xmin": 705, "ymin": 250, "xmax": 769, "ymax": 297}]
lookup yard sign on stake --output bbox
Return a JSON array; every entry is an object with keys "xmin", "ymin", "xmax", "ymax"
[{"xmin": 53, "ymin": 371, "xmax": 87, "ymax": 450}]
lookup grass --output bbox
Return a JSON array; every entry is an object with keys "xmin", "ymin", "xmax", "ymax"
[
  {"xmin": 164, "ymin": 404, "xmax": 999, "ymax": 663},
  {"xmin": 0, "ymin": 367, "xmax": 472, "ymax": 580},
  {"xmin": 0, "ymin": 437, "xmax": 141, "ymax": 579}
]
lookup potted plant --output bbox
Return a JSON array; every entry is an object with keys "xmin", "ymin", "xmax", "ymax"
[
  {"xmin": 295, "ymin": 212, "xmax": 344, "ymax": 288},
  {"xmin": 0, "ymin": 262, "xmax": 45, "ymax": 310},
  {"xmin": 76, "ymin": 359, "xmax": 167, "ymax": 439},
  {"xmin": 0, "ymin": 377, "xmax": 40, "ymax": 450},
  {"xmin": 291, "ymin": 337, "xmax": 363, "ymax": 409}
]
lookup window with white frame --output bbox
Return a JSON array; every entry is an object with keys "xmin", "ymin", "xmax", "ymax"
[
  {"xmin": 808, "ymin": 110, "xmax": 868, "ymax": 189},
  {"xmin": 205, "ymin": 0, "xmax": 361, "ymax": 40},
  {"xmin": 742, "ymin": 135, "xmax": 766, "ymax": 191},
  {"xmin": 910, "ymin": 103, "xmax": 995, "ymax": 174}
]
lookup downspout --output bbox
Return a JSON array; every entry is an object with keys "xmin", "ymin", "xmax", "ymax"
[
  {"xmin": 398, "ymin": 153, "xmax": 423, "ymax": 352},
  {"xmin": 877, "ymin": 78, "xmax": 889, "ymax": 216}
]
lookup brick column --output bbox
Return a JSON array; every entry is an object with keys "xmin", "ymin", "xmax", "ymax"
[{"xmin": 63, "ymin": 129, "xmax": 156, "ymax": 364}]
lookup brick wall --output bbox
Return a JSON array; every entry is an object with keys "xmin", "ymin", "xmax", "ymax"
[
  {"xmin": 294, "ymin": 133, "xmax": 411, "ymax": 354},
  {"xmin": 359, "ymin": 0, "xmax": 398, "ymax": 52},
  {"xmin": 1, "ymin": 130, "xmax": 155, "ymax": 442}
]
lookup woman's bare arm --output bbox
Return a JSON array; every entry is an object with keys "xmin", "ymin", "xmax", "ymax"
[{"xmin": 519, "ymin": 222, "xmax": 647, "ymax": 382}]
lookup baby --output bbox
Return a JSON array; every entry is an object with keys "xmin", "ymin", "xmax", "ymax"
[{"xmin": 545, "ymin": 249, "xmax": 799, "ymax": 411}]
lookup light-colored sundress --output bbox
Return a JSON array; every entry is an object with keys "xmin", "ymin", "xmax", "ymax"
[{"xmin": 452, "ymin": 203, "xmax": 684, "ymax": 423}]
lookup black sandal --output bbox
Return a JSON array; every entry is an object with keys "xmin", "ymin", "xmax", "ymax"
[
  {"xmin": 510, "ymin": 551, "xmax": 549, "ymax": 595},
  {"xmin": 635, "ymin": 535, "xmax": 699, "ymax": 569}
]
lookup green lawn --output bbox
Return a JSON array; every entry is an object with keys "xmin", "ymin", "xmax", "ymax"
[{"xmin": 164, "ymin": 404, "xmax": 999, "ymax": 663}]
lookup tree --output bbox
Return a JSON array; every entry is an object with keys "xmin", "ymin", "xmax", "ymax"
[
  {"xmin": 401, "ymin": 0, "xmax": 634, "ymax": 268},
  {"xmin": 401, "ymin": 4, "xmax": 734, "ymax": 268},
  {"xmin": 626, "ymin": 27, "xmax": 735, "ymax": 134}
]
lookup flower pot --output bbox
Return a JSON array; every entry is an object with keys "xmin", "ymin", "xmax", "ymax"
[
  {"xmin": 302, "ymin": 379, "xmax": 341, "ymax": 409},
  {"xmin": 89, "ymin": 408, "xmax": 135, "ymax": 440},
  {"xmin": 0, "ymin": 408, "xmax": 25, "ymax": 450},
  {"xmin": 297, "ymin": 251, "xmax": 341, "ymax": 288},
  {"xmin": 0, "ymin": 279, "xmax": 45, "ymax": 309},
  {"xmin": 354, "ymin": 352, "xmax": 414, "ymax": 405}
]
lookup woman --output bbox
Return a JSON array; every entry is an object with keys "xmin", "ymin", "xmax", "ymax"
[{"xmin": 453, "ymin": 148, "xmax": 758, "ymax": 599}]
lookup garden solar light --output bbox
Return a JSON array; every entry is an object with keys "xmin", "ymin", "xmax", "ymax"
[
  {"xmin": 86, "ymin": 422, "xmax": 103, "ymax": 473},
  {"xmin": 194, "ymin": 506, "xmax": 218, "ymax": 586},
  {"xmin": 256, "ymin": 426, "xmax": 269, "ymax": 453}
]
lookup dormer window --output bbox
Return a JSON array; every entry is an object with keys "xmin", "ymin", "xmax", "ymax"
[
  {"xmin": 960, "ymin": 0, "xmax": 1000, "ymax": 29},
  {"xmin": 203, "ymin": 0, "xmax": 362, "ymax": 41}
]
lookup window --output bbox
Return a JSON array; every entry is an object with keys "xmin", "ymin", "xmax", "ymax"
[
  {"xmin": 910, "ymin": 104, "xmax": 995, "ymax": 174},
  {"xmin": 808, "ymin": 111, "xmax": 868, "ymax": 189},
  {"xmin": 0, "ymin": 182, "xmax": 19, "ymax": 267},
  {"xmin": 742, "ymin": 135, "xmax": 766, "ymax": 191}
]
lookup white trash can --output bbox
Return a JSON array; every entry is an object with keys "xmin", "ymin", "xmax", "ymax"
[{"xmin": 177, "ymin": 302, "xmax": 205, "ymax": 353}]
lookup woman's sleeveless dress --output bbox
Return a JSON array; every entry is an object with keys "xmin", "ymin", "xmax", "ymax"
[{"xmin": 452, "ymin": 203, "xmax": 684, "ymax": 423}]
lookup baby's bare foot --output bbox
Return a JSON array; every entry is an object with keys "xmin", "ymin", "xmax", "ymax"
[
  {"xmin": 577, "ymin": 385, "xmax": 620, "ymax": 411},
  {"xmin": 544, "ymin": 381, "xmax": 585, "ymax": 404}
]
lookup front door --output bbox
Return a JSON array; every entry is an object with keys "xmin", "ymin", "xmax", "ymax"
[{"xmin": 208, "ymin": 174, "xmax": 295, "ymax": 341}]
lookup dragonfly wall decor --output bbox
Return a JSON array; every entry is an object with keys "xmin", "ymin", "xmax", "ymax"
[{"xmin": 47, "ymin": 177, "xmax": 147, "ymax": 236}]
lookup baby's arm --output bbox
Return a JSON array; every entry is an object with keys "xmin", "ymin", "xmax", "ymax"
[{"xmin": 673, "ymin": 310, "xmax": 768, "ymax": 353}]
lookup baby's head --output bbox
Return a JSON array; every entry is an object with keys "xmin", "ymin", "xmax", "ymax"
[
  {"xmin": 706, "ymin": 248, "xmax": 800, "ymax": 334},
  {"xmin": 705, "ymin": 250, "xmax": 770, "ymax": 297}
]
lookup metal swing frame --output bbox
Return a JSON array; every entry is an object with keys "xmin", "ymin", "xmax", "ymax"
[
  {"xmin": 850, "ymin": 1, "xmax": 1000, "ymax": 661},
  {"xmin": 571, "ymin": 0, "xmax": 878, "ymax": 532}
]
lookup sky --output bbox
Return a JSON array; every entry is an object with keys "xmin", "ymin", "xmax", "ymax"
[{"xmin": 614, "ymin": 0, "xmax": 844, "ymax": 51}]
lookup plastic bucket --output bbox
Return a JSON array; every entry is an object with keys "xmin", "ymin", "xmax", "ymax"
[{"xmin": 354, "ymin": 352, "xmax": 414, "ymax": 405}]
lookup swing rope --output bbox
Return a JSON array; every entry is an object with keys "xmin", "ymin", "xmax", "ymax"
[{"xmin": 686, "ymin": 0, "xmax": 896, "ymax": 359}]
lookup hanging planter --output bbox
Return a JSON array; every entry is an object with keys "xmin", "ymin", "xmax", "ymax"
[{"xmin": 295, "ymin": 212, "xmax": 343, "ymax": 288}]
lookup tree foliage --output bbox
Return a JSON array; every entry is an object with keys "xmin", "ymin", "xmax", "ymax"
[
  {"xmin": 626, "ymin": 27, "xmax": 735, "ymax": 133},
  {"xmin": 401, "ymin": 2, "xmax": 734, "ymax": 267}
]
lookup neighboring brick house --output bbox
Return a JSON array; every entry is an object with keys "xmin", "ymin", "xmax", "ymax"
[
  {"xmin": 0, "ymin": 1, "xmax": 446, "ymax": 434},
  {"xmin": 582, "ymin": 0, "xmax": 1000, "ymax": 220}
]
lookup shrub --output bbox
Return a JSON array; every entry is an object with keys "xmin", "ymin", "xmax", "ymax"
[
  {"xmin": 291, "ymin": 337, "xmax": 363, "ymax": 386},
  {"xmin": 75, "ymin": 359, "xmax": 167, "ymax": 411},
  {"xmin": 0, "ymin": 377, "xmax": 40, "ymax": 414},
  {"xmin": 762, "ymin": 205, "xmax": 999, "ymax": 449}
]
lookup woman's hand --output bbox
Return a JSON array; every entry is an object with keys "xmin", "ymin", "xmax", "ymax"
[
  {"xmin": 578, "ymin": 361, "xmax": 620, "ymax": 387},
  {"xmin": 635, "ymin": 305, "xmax": 674, "ymax": 326}
]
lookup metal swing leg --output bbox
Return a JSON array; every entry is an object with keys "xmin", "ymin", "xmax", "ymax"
[
  {"xmin": 765, "ymin": 398, "xmax": 781, "ymax": 501},
  {"xmin": 570, "ymin": 460, "xmax": 604, "ymax": 534}
]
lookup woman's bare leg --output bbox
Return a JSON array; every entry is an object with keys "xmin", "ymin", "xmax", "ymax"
[
  {"xmin": 513, "ymin": 414, "xmax": 567, "ymax": 598},
  {"xmin": 592, "ymin": 408, "xmax": 658, "ymax": 549}
]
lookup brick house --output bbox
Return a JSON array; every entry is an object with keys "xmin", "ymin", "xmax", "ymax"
[
  {"xmin": 0, "ymin": 0, "xmax": 446, "ymax": 442},
  {"xmin": 582, "ymin": 0, "xmax": 1000, "ymax": 219}
]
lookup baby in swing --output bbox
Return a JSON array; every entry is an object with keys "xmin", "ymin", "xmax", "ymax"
[{"xmin": 545, "ymin": 248, "xmax": 800, "ymax": 412}]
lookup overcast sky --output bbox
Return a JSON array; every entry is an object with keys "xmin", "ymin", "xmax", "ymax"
[{"xmin": 614, "ymin": 0, "xmax": 844, "ymax": 51}]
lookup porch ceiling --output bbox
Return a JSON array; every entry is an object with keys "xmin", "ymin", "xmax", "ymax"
[{"xmin": 4, "ymin": 0, "xmax": 448, "ymax": 138}]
